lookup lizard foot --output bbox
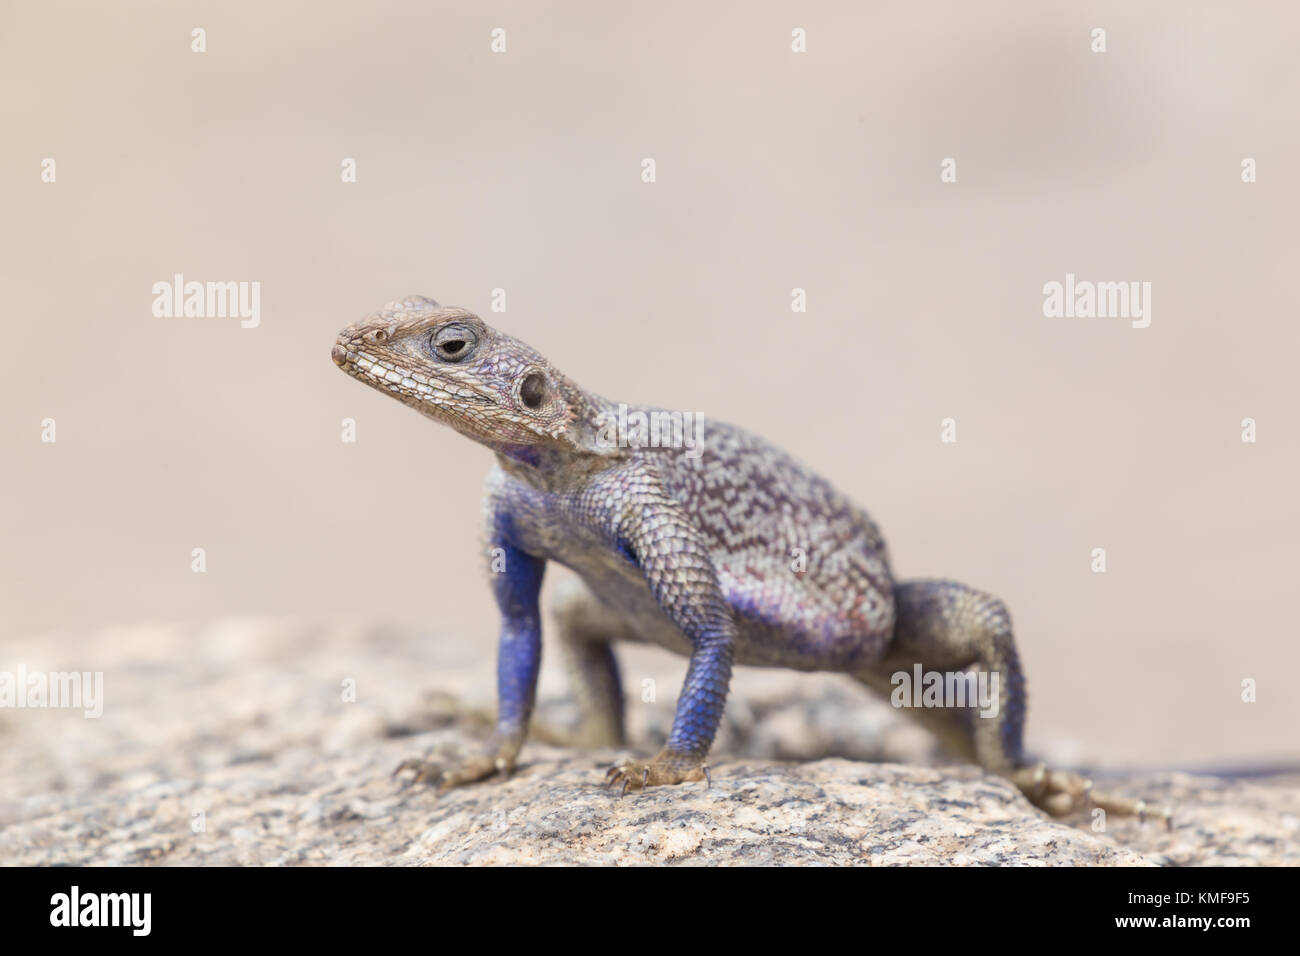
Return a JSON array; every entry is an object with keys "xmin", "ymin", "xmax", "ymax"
[
  {"xmin": 605, "ymin": 749, "xmax": 709, "ymax": 796},
  {"xmin": 1009, "ymin": 763, "xmax": 1173, "ymax": 830},
  {"xmin": 393, "ymin": 748, "xmax": 513, "ymax": 793}
]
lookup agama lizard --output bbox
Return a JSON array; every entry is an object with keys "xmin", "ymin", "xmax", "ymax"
[{"xmin": 333, "ymin": 296, "xmax": 1163, "ymax": 821}]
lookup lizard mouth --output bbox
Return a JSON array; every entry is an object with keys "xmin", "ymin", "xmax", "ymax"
[{"xmin": 331, "ymin": 338, "xmax": 494, "ymax": 409}]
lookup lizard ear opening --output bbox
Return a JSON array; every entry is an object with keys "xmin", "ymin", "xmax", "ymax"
[{"xmin": 520, "ymin": 371, "xmax": 548, "ymax": 409}]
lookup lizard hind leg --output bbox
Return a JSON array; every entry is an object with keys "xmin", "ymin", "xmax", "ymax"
[
  {"xmin": 542, "ymin": 576, "xmax": 629, "ymax": 749},
  {"xmin": 855, "ymin": 578, "xmax": 1027, "ymax": 773},
  {"xmin": 855, "ymin": 579, "xmax": 1170, "ymax": 825},
  {"xmin": 545, "ymin": 579, "xmax": 717, "ymax": 797}
]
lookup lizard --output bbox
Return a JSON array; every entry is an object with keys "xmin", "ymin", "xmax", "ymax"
[{"xmin": 332, "ymin": 295, "xmax": 1166, "ymax": 823}]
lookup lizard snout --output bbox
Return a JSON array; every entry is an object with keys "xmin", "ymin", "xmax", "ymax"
[{"xmin": 331, "ymin": 342, "xmax": 349, "ymax": 367}]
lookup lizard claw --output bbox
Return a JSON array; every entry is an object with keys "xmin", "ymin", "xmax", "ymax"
[
  {"xmin": 393, "ymin": 749, "xmax": 512, "ymax": 793},
  {"xmin": 392, "ymin": 756, "xmax": 444, "ymax": 787},
  {"xmin": 1009, "ymin": 763, "xmax": 1173, "ymax": 828},
  {"xmin": 604, "ymin": 749, "xmax": 708, "ymax": 794}
]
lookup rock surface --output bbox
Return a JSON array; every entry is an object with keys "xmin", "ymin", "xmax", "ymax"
[{"xmin": 2, "ymin": 619, "xmax": 1296, "ymax": 866}]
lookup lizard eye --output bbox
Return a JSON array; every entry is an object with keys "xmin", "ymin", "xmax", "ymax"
[{"xmin": 431, "ymin": 324, "xmax": 477, "ymax": 362}]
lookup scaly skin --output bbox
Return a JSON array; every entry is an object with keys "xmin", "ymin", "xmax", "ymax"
[{"xmin": 333, "ymin": 296, "xmax": 1167, "ymax": 823}]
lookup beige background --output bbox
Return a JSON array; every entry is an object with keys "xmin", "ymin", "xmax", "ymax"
[{"xmin": 3, "ymin": 1, "xmax": 1297, "ymax": 767}]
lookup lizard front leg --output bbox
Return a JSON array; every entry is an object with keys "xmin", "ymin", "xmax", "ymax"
[
  {"xmin": 602, "ymin": 484, "xmax": 736, "ymax": 794},
  {"xmin": 395, "ymin": 535, "xmax": 545, "ymax": 792}
]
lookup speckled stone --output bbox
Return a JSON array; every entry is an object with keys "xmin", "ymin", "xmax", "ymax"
[{"xmin": 1, "ymin": 620, "xmax": 1295, "ymax": 865}]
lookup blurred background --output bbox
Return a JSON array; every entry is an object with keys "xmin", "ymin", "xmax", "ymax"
[{"xmin": 2, "ymin": 0, "xmax": 1297, "ymax": 770}]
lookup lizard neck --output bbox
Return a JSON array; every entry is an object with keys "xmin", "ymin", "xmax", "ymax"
[{"xmin": 493, "ymin": 378, "xmax": 626, "ymax": 488}]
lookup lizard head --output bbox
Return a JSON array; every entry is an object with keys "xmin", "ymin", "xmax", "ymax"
[{"xmin": 333, "ymin": 296, "xmax": 578, "ymax": 453}]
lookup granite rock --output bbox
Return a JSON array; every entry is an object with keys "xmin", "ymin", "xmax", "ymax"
[{"xmin": 1, "ymin": 619, "xmax": 1295, "ymax": 866}]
